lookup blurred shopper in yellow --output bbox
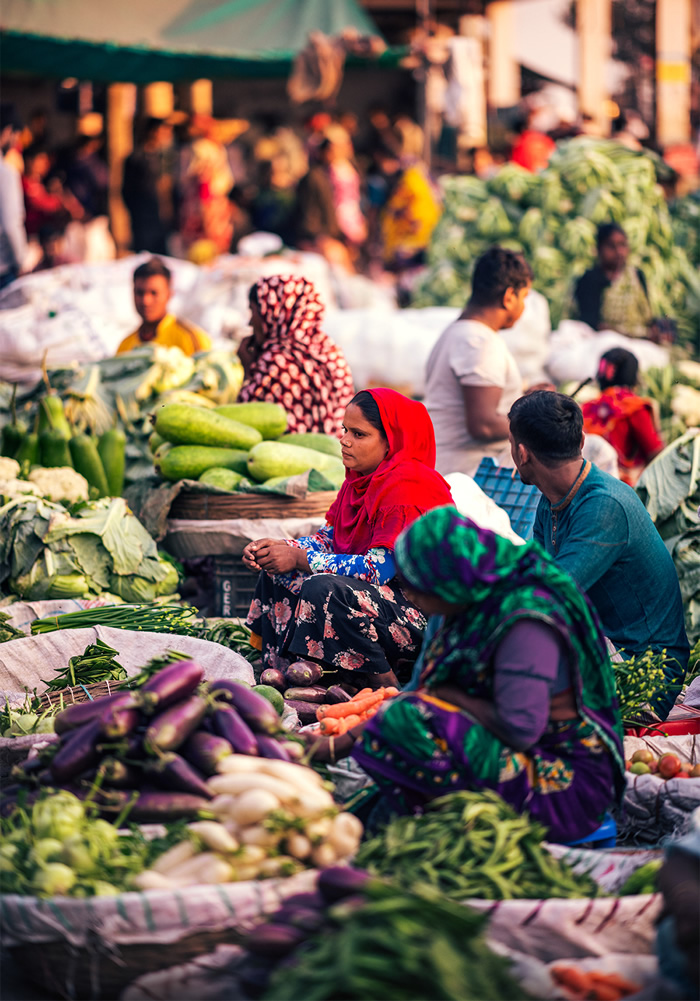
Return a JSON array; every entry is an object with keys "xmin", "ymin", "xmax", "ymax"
[{"xmin": 116, "ymin": 257, "xmax": 211, "ymax": 356}]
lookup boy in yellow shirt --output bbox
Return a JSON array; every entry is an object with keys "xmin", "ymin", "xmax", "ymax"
[{"xmin": 116, "ymin": 257, "xmax": 211, "ymax": 355}]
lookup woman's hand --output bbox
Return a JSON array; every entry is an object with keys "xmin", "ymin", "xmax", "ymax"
[{"xmin": 244, "ymin": 538, "xmax": 306, "ymax": 574}]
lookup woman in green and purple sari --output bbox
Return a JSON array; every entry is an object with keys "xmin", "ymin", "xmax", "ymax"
[{"xmin": 352, "ymin": 507, "xmax": 625, "ymax": 843}]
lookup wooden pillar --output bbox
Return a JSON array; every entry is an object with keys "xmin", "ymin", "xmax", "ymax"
[
  {"xmin": 143, "ymin": 82, "xmax": 174, "ymax": 119},
  {"xmin": 457, "ymin": 15, "xmax": 487, "ymax": 147},
  {"xmin": 486, "ymin": 1, "xmax": 519, "ymax": 108},
  {"xmin": 656, "ymin": 0, "xmax": 692, "ymax": 146},
  {"xmin": 190, "ymin": 79, "xmax": 213, "ymax": 116},
  {"xmin": 577, "ymin": 0, "xmax": 611, "ymax": 136},
  {"xmin": 107, "ymin": 83, "xmax": 136, "ymax": 256}
]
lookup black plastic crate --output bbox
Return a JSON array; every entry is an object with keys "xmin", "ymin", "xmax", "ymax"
[{"xmin": 213, "ymin": 557, "xmax": 260, "ymax": 619}]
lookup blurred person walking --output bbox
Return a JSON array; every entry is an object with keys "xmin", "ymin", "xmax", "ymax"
[
  {"xmin": 0, "ymin": 104, "xmax": 27, "ymax": 288},
  {"xmin": 122, "ymin": 118, "xmax": 175, "ymax": 255}
]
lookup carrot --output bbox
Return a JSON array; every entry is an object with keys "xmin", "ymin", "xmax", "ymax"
[
  {"xmin": 330, "ymin": 714, "xmax": 363, "ymax": 736},
  {"xmin": 319, "ymin": 717, "xmax": 341, "ymax": 735},
  {"xmin": 589, "ymin": 984, "xmax": 623, "ymax": 1000},
  {"xmin": 318, "ymin": 691, "xmax": 384, "ymax": 720},
  {"xmin": 382, "ymin": 686, "xmax": 399, "ymax": 697},
  {"xmin": 587, "ymin": 972, "xmax": 640, "ymax": 997},
  {"xmin": 552, "ymin": 966, "xmax": 593, "ymax": 994}
]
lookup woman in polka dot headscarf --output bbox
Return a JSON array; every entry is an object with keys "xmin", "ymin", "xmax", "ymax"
[{"xmin": 238, "ymin": 274, "xmax": 354, "ymax": 435}]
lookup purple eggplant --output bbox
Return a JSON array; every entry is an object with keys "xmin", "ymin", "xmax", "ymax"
[
  {"xmin": 272, "ymin": 905, "xmax": 324, "ymax": 932},
  {"xmin": 97, "ymin": 758, "xmax": 141, "ymax": 788},
  {"xmin": 144, "ymin": 752, "xmax": 213, "ymax": 799},
  {"xmin": 209, "ymin": 680, "xmax": 280, "ymax": 734},
  {"xmin": 99, "ymin": 694, "xmax": 141, "ymax": 739},
  {"xmin": 255, "ymin": 735, "xmax": 292, "ymax": 761},
  {"xmin": 211, "ymin": 706, "xmax": 258, "ymax": 756},
  {"xmin": 282, "ymin": 700, "xmax": 319, "ymax": 726},
  {"xmin": 50, "ymin": 718, "xmax": 102, "ymax": 784},
  {"xmin": 318, "ymin": 866, "xmax": 370, "ymax": 904},
  {"xmin": 137, "ymin": 660, "xmax": 204, "ymax": 714},
  {"xmin": 144, "ymin": 695, "xmax": 208, "ymax": 754},
  {"xmin": 260, "ymin": 668, "xmax": 286, "ymax": 691},
  {"xmin": 283, "ymin": 686, "xmax": 328, "ymax": 705},
  {"xmin": 181, "ymin": 731, "xmax": 233, "ymax": 775},
  {"xmin": 284, "ymin": 661, "xmax": 323, "ymax": 687},
  {"xmin": 53, "ymin": 691, "xmax": 131, "ymax": 736},
  {"xmin": 279, "ymin": 740, "xmax": 305, "ymax": 761},
  {"xmin": 98, "ymin": 732, "xmax": 143, "ymax": 758},
  {"xmin": 278, "ymin": 891, "xmax": 324, "ymax": 910},
  {"xmin": 99, "ymin": 790, "xmax": 211, "ymax": 823},
  {"xmin": 326, "ymin": 685, "xmax": 353, "ymax": 705},
  {"xmin": 245, "ymin": 923, "xmax": 306, "ymax": 958}
]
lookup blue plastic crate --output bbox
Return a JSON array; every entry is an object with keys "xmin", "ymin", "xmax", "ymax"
[{"xmin": 473, "ymin": 458, "xmax": 542, "ymax": 540}]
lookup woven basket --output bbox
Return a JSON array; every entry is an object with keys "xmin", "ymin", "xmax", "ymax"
[
  {"xmin": 38, "ymin": 677, "xmax": 131, "ymax": 710},
  {"xmin": 10, "ymin": 927, "xmax": 241, "ymax": 999},
  {"xmin": 169, "ymin": 490, "xmax": 337, "ymax": 521}
]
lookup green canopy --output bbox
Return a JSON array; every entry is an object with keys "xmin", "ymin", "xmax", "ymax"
[{"xmin": 1, "ymin": 0, "xmax": 396, "ymax": 82}]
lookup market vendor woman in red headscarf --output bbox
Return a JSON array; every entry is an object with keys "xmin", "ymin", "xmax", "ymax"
[
  {"xmin": 243, "ymin": 388, "xmax": 453, "ymax": 689},
  {"xmin": 237, "ymin": 274, "xmax": 354, "ymax": 436}
]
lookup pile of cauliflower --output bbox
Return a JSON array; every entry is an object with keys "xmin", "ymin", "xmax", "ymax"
[{"xmin": 0, "ymin": 457, "xmax": 89, "ymax": 504}]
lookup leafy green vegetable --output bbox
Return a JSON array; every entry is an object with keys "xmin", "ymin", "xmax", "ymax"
[{"xmin": 42, "ymin": 639, "xmax": 125, "ymax": 692}]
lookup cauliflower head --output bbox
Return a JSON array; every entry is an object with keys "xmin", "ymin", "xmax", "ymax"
[
  {"xmin": 28, "ymin": 467, "xmax": 90, "ymax": 504},
  {"xmin": 0, "ymin": 457, "xmax": 20, "ymax": 480}
]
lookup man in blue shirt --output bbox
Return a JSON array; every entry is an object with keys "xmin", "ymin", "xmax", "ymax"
[{"xmin": 508, "ymin": 391, "xmax": 688, "ymax": 719}]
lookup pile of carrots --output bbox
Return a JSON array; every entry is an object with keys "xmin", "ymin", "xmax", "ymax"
[
  {"xmin": 316, "ymin": 687, "xmax": 398, "ymax": 735},
  {"xmin": 552, "ymin": 966, "xmax": 641, "ymax": 1000}
]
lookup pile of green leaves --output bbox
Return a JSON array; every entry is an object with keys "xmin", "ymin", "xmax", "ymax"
[
  {"xmin": 42, "ymin": 639, "xmax": 125, "ymax": 692},
  {"xmin": 414, "ymin": 138, "xmax": 700, "ymax": 345},
  {"xmin": 0, "ymin": 609, "xmax": 24, "ymax": 643},
  {"xmin": 0, "ymin": 495, "xmax": 178, "ymax": 602},
  {"xmin": 636, "ymin": 430, "xmax": 700, "ymax": 643},
  {"xmin": 263, "ymin": 879, "xmax": 530, "ymax": 1001},
  {"xmin": 355, "ymin": 789, "xmax": 598, "ymax": 901},
  {"xmin": 0, "ymin": 789, "xmax": 185, "ymax": 898}
]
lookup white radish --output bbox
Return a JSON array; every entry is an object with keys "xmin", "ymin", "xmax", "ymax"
[
  {"xmin": 238, "ymin": 844, "xmax": 267, "ymax": 864},
  {"xmin": 288, "ymin": 787, "xmax": 335, "ymax": 818},
  {"xmin": 209, "ymin": 794, "xmax": 238, "ymax": 817},
  {"xmin": 227, "ymin": 789, "xmax": 281, "ymax": 827},
  {"xmin": 327, "ymin": 812, "xmax": 363, "ymax": 858},
  {"xmin": 132, "ymin": 870, "xmax": 176, "ymax": 891},
  {"xmin": 207, "ymin": 772, "xmax": 292, "ymax": 802},
  {"xmin": 239, "ymin": 825, "xmax": 281, "ymax": 848},
  {"xmin": 166, "ymin": 851, "xmax": 233, "ymax": 885},
  {"xmin": 256, "ymin": 759, "xmax": 325, "ymax": 790},
  {"xmin": 285, "ymin": 832, "xmax": 313, "ymax": 860},
  {"xmin": 216, "ymin": 755, "xmax": 264, "ymax": 774},
  {"xmin": 152, "ymin": 840, "xmax": 196, "ymax": 875},
  {"xmin": 231, "ymin": 863, "xmax": 263, "ymax": 882},
  {"xmin": 305, "ymin": 816, "xmax": 334, "ymax": 842},
  {"xmin": 258, "ymin": 856, "xmax": 297, "ymax": 877},
  {"xmin": 187, "ymin": 821, "xmax": 239, "ymax": 854},
  {"xmin": 311, "ymin": 843, "xmax": 338, "ymax": 869}
]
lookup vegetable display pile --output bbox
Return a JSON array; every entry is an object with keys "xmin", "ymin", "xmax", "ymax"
[
  {"xmin": 612, "ymin": 649, "xmax": 668, "ymax": 724},
  {"xmin": 134, "ymin": 757, "xmax": 362, "ymax": 889},
  {"xmin": 0, "ymin": 494, "xmax": 178, "ymax": 602},
  {"xmin": 356, "ymin": 789, "xmax": 599, "ymax": 900},
  {"xmin": 237, "ymin": 868, "xmax": 530, "ymax": 1001},
  {"xmin": 42, "ymin": 639, "xmax": 125, "ymax": 692},
  {"xmin": 0, "ymin": 790, "xmax": 179, "ymax": 898},
  {"xmin": 551, "ymin": 966, "xmax": 642, "ymax": 1000},
  {"xmin": 636, "ymin": 430, "xmax": 700, "ymax": 642},
  {"xmin": 413, "ymin": 138, "xmax": 700, "ymax": 343},
  {"xmin": 1, "ymin": 660, "xmax": 306, "ymax": 824},
  {"xmin": 152, "ymin": 401, "xmax": 344, "ymax": 491},
  {"xmin": 626, "ymin": 748, "xmax": 700, "ymax": 780}
]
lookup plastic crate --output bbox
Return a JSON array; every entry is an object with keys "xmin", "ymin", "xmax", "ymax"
[
  {"xmin": 473, "ymin": 458, "xmax": 542, "ymax": 540},
  {"xmin": 213, "ymin": 557, "xmax": 260, "ymax": 619}
]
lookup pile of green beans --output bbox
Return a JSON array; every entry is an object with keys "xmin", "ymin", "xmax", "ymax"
[
  {"xmin": 42, "ymin": 640, "xmax": 126, "ymax": 692},
  {"xmin": 264, "ymin": 880, "xmax": 530, "ymax": 1001},
  {"xmin": 356, "ymin": 789, "xmax": 599, "ymax": 901}
]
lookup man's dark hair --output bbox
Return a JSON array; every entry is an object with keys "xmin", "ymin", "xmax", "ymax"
[
  {"xmin": 508, "ymin": 391, "xmax": 583, "ymax": 466},
  {"xmin": 469, "ymin": 247, "xmax": 533, "ymax": 309},
  {"xmin": 349, "ymin": 391, "xmax": 387, "ymax": 439},
  {"xmin": 597, "ymin": 347, "xmax": 639, "ymax": 390},
  {"xmin": 596, "ymin": 222, "xmax": 626, "ymax": 250},
  {"xmin": 133, "ymin": 257, "xmax": 171, "ymax": 283}
]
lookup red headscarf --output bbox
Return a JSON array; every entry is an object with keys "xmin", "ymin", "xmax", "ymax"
[{"xmin": 326, "ymin": 388, "xmax": 453, "ymax": 555}]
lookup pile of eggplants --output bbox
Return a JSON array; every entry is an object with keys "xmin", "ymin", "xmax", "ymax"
[
  {"xmin": 260, "ymin": 660, "xmax": 352, "ymax": 726},
  {"xmin": 3, "ymin": 661, "xmax": 304, "ymax": 824}
]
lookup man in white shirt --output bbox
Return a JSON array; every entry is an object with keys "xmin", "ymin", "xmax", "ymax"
[
  {"xmin": 424, "ymin": 246, "xmax": 531, "ymax": 475},
  {"xmin": 0, "ymin": 104, "xmax": 27, "ymax": 290}
]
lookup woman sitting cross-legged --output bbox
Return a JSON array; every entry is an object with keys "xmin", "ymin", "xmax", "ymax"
[
  {"xmin": 243, "ymin": 389, "xmax": 453, "ymax": 690},
  {"xmin": 351, "ymin": 507, "xmax": 626, "ymax": 843}
]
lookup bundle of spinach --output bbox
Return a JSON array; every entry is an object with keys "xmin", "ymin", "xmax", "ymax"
[{"xmin": 42, "ymin": 639, "xmax": 126, "ymax": 692}]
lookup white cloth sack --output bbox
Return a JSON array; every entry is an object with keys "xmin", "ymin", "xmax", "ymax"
[
  {"xmin": 445, "ymin": 472, "xmax": 525, "ymax": 545},
  {"xmin": 546, "ymin": 321, "xmax": 669, "ymax": 385},
  {"xmin": 615, "ymin": 772, "xmax": 700, "ymax": 843},
  {"xmin": 0, "ymin": 626, "xmax": 254, "ymax": 695},
  {"xmin": 164, "ymin": 516, "xmax": 326, "ymax": 559}
]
